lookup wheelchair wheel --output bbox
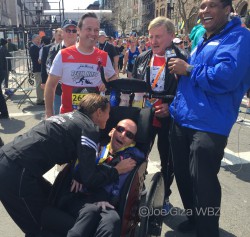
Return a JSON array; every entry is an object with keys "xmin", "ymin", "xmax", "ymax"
[
  {"xmin": 119, "ymin": 162, "xmax": 147, "ymax": 237},
  {"xmin": 138, "ymin": 172, "xmax": 164, "ymax": 237}
]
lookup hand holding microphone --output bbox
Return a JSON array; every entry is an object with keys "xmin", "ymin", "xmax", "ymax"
[{"xmin": 168, "ymin": 58, "xmax": 191, "ymax": 77}]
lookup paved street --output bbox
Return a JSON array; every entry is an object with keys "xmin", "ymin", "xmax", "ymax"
[{"xmin": 0, "ymin": 89, "xmax": 250, "ymax": 237}]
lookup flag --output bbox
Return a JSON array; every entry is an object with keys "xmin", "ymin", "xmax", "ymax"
[{"xmin": 180, "ymin": 21, "xmax": 185, "ymax": 29}]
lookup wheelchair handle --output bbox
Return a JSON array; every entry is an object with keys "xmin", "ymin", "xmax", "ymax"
[
  {"xmin": 100, "ymin": 66, "xmax": 175, "ymax": 103},
  {"xmin": 100, "ymin": 66, "xmax": 151, "ymax": 93},
  {"xmin": 147, "ymin": 94, "xmax": 174, "ymax": 100}
]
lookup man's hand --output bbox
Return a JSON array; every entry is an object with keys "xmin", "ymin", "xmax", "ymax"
[
  {"xmin": 41, "ymin": 83, "xmax": 45, "ymax": 90},
  {"xmin": 70, "ymin": 179, "xmax": 83, "ymax": 193},
  {"xmin": 98, "ymin": 83, "xmax": 106, "ymax": 92},
  {"xmin": 114, "ymin": 158, "xmax": 136, "ymax": 174},
  {"xmin": 115, "ymin": 69, "xmax": 120, "ymax": 78},
  {"xmin": 168, "ymin": 58, "xmax": 189, "ymax": 76},
  {"xmin": 95, "ymin": 201, "xmax": 115, "ymax": 210},
  {"xmin": 154, "ymin": 103, "xmax": 169, "ymax": 118}
]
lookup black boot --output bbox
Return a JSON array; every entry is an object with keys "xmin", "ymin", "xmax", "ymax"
[{"xmin": 0, "ymin": 90, "xmax": 9, "ymax": 119}]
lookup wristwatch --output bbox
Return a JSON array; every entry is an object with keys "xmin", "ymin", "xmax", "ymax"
[{"xmin": 186, "ymin": 65, "xmax": 194, "ymax": 76}]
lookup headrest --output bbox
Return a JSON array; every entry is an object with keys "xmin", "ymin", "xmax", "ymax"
[{"xmin": 106, "ymin": 78, "xmax": 150, "ymax": 93}]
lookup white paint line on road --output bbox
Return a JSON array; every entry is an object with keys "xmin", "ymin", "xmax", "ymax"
[
  {"xmin": 146, "ymin": 148, "xmax": 250, "ymax": 174},
  {"xmin": 222, "ymin": 148, "xmax": 250, "ymax": 166},
  {"xmin": 147, "ymin": 159, "xmax": 161, "ymax": 174},
  {"xmin": 236, "ymin": 117, "xmax": 250, "ymax": 128}
]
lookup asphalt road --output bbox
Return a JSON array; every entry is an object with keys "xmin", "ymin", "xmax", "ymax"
[{"xmin": 0, "ymin": 90, "xmax": 250, "ymax": 237}]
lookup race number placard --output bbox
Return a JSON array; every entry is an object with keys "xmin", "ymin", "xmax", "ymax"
[{"xmin": 71, "ymin": 87, "xmax": 98, "ymax": 110}]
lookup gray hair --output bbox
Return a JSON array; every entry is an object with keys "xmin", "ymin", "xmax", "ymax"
[{"xmin": 148, "ymin": 17, "xmax": 175, "ymax": 34}]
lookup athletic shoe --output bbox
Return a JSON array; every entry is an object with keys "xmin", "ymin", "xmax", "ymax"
[{"xmin": 36, "ymin": 100, "xmax": 45, "ymax": 105}]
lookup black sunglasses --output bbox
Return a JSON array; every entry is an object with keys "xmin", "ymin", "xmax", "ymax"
[
  {"xmin": 65, "ymin": 29, "xmax": 77, "ymax": 34},
  {"xmin": 115, "ymin": 125, "xmax": 135, "ymax": 140}
]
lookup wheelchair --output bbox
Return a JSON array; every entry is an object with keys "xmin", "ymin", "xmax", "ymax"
[{"xmin": 40, "ymin": 78, "xmax": 168, "ymax": 237}]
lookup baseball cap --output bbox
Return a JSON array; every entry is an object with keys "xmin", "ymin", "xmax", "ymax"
[
  {"xmin": 61, "ymin": 19, "xmax": 77, "ymax": 29},
  {"xmin": 173, "ymin": 38, "xmax": 183, "ymax": 44},
  {"xmin": 99, "ymin": 31, "xmax": 107, "ymax": 37}
]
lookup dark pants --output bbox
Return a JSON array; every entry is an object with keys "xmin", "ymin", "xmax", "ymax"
[
  {"xmin": 169, "ymin": 122, "xmax": 227, "ymax": 237},
  {"xmin": 67, "ymin": 203, "xmax": 121, "ymax": 237},
  {"xmin": 247, "ymin": 88, "xmax": 250, "ymax": 98},
  {"xmin": 150, "ymin": 119, "xmax": 174, "ymax": 198},
  {"xmin": 0, "ymin": 152, "xmax": 51, "ymax": 236},
  {"xmin": 0, "ymin": 72, "xmax": 9, "ymax": 116},
  {"xmin": 3, "ymin": 71, "xmax": 9, "ymax": 88},
  {"xmin": 118, "ymin": 57, "xmax": 124, "ymax": 70}
]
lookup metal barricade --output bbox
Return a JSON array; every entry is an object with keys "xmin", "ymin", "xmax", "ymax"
[{"xmin": 5, "ymin": 51, "xmax": 35, "ymax": 108}]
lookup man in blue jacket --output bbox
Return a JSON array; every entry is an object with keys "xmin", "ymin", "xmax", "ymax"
[{"xmin": 167, "ymin": 0, "xmax": 250, "ymax": 236}]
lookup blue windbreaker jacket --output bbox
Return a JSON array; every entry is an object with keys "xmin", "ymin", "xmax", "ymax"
[{"xmin": 170, "ymin": 17, "xmax": 250, "ymax": 136}]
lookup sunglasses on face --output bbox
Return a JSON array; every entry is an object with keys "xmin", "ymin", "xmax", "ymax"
[
  {"xmin": 115, "ymin": 125, "xmax": 135, "ymax": 140},
  {"xmin": 65, "ymin": 29, "xmax": 77, "ymax": 34}
]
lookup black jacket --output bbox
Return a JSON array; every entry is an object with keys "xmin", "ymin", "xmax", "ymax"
[
  {"xmin": 46, "ymin": 42, "xmax": 64, "ymax": 95},
  {"xmin": 41, "ymin": 43, "xmax": 53, "ymax": 84},
  {"xmin": 29, "ymin": 44, "xmax": 41, "ymax": 73},
  {"xmin": 1, "ymin": 111, "xmax": 119, "ymax": 189},
  {"xmin": 132, "ymin": 44, "xmax": 187, "ymax": 97},
  {"xmin": 0, "ymin": 45, "xmax": 11, "ymax": 72}
]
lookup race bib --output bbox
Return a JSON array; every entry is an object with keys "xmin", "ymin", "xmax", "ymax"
[
  {"xmin": 72, "ymin": 93, "xmax": 88, "ymax": 109},
  {"xmin": 132, "ymin": 93, "xmax": 144, "ymax": 108},
  {"xmin": 71, "ymin": 87, "xmax": 98, "ymax": 110}
]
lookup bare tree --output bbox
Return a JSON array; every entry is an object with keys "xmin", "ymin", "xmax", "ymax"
[
  {"xmin": 176, "ymin": 0, "xmax": 201, "ymax": 33},
  {"xmin": 112, "ymin": 0, "xmax": 132, "ymax": 36}
]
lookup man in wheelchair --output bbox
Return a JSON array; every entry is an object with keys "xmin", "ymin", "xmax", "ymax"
[
  {"xmin": 58, "ymin": 119, "xmax": 145, "ymax": 237},
  {"xmin": 0, "ymin": 94, "xmax": 137, "ymax": 237}
]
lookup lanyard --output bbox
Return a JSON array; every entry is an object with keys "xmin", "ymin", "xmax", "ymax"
[
  {"xmin": 98, "ymin": 41, "xmax": 107, "ymax": 51},
  {"xmin": 149, "ymin": 55, "xmax": 166, "ymax": 89},
  {"xmin": 97, "ymin": 143, "xmax": 136, "ymax": 164}
]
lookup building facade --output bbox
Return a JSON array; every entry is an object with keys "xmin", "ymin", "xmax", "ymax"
[
  {"xmin": 0, "ymin": 0, "xmax": 249, "ymax": 40},
  {"xmin": 101, "ymin": 0, "xmax": 249, "ymax": 36}
]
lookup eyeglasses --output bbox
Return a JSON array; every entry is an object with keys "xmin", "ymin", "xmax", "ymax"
[
  {"xmin": 65, "ymin": 29, "xmax": 77, "ymax": 34},
  {"xmin": 115, "ymin": 125, "xmax": 135, "ymax": 140}
]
